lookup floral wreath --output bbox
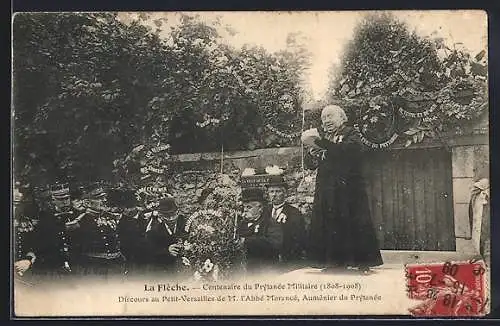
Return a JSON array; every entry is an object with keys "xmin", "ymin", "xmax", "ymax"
[
  {"xmin": 179, "ymin": 207, "xmax": 244, "ymax": 281},
  {"xmin": 184, "ymin": 209, "xmax": 224, "ymax": 233},
  {"xmin": 264, "ymin": 93, "xmax": 303, "ymax": 140},
  {"xmin": 352, "ymin": 95, "xmax": 400, "ymax": 149}
]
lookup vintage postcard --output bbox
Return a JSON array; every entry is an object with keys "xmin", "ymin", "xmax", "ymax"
[{"xmin": 11, "ymin": 10, "xmax": 490, "ymax": 317}]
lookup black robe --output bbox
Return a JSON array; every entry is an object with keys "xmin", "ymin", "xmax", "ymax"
[{"xmin": 305, "ymin": 126, "xmax": 383, "ymax": 268}]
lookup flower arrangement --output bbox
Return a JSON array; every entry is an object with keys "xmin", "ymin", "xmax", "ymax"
[
  {"xmin": 178, "ymin": 177, "xmax": 245, "ymax": 281},
  {"xmin": 112, "ymin": 141, "xmax": 171, "ymax": 188}
]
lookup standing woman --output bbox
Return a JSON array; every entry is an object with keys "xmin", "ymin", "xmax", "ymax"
[{"xmin": 302, "ymin": 105, "xmax": 383, "ymax": 274}]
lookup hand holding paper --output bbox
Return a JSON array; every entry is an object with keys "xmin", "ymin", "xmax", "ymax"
[{"xmin": 301, "ymin": 128, "xmax": 322, "ymax": 150}]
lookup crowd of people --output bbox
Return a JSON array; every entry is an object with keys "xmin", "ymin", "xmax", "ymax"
[
  {"xmin": 14, "ymin": 104, "xmax": 385, "ymax": 283},
  {"xmin": 13, "ymin": 174, "xmax": 309, "ymax": 281}
]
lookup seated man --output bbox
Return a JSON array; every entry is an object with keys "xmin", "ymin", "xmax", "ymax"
[
  {"xmin": 238, "ymin": 179, "xmax": 307, "ymax": 274},
  {"xmin": 238, "ymin": 188, "xmax": 277, "ymax": 273},
  {"xmin": 265, "ymin": 175, "xmax": 307, "ymax": 270}
]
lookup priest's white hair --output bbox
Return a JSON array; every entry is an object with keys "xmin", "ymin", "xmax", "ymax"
[{"xmin": 321, "ymin": 105, "xmax": 348, "ymax": 125}]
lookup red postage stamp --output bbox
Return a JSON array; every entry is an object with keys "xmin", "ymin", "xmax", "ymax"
[{"xmin": 405, "ymin": 259, "xmax": 489, "ymax": 317}]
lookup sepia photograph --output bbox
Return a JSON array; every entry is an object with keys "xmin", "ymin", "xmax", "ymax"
[{"xmin": 11, "ymin": 10, "xmax": 490, "ymax": 317}]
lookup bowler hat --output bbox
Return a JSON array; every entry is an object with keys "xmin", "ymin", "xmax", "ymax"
[{"xmin": 158, "ymin": 196, "xmax": 178, "ymax": 214}]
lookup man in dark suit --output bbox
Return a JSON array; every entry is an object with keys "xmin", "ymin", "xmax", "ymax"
[
  {"xmin": 238, "ymin": 187, "xmax": 274, "ymax": 273},
  {"xmin": 239, "ymin": 175, "xmax": 307, "ymax": 274},
  {"xmin": 264, "ymin": 175, "xmax": 307, "ymax": 271},
  {"xmin": 116, "ymin": 189, "xmax": 150, "ymax": 276},
  {"xmin": 141, "ymin": 195, "xmax": 187, "ymax": 274}
]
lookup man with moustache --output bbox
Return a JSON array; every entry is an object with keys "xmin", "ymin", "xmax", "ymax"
[
  {"xmin": 302, "ymin": 105, "xmax": 383, "ymax": 274},
  {"xmin": 264, "ymin": 175, "xmax": 307, "ymax": 270},
  {"xmin": 238, "ymin": 176, "xmax": 307, "ymax": 273},
  {"xmin": 238, "ymin": 187, "xmax": 275, "ymax": 273}
]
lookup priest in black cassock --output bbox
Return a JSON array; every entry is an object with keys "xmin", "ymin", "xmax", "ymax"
[{"xmin": 303, "ymin": 105, "xmax": 383, "ymax": 274}]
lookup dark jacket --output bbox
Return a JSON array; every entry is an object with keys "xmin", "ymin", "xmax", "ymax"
[
  {"xmin": 144, "ymin": 214, "xmax": 187, "ymax": 267},
  {"xmin": 32, "ymin": 210, "xmax": 72, "ymax": 273},
  {"xmin": 241, "ymin": 204, "xmax": 307, "ymax": 272},
  {"xmin": 117, "ymin": 213, "xmax": 150, "ymax": 266},
  {"xmin": 70, "ymin": 211, "xmax": 121, "ymax": 258},
  {"xmin": 118, "ymin": 213, "xmax": 186, "ymax": 273},
  {"xmin": 14, "ymin": 215, "xmax": 38, "ymax": 262}
]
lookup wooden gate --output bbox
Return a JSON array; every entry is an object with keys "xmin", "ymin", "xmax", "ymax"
[{"xmin": 362, "ymin": 148, "xmax": 455, "ymax": 251}]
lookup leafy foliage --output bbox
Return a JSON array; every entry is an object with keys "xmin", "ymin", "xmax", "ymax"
[
  {"xmin": 13, "ymin": 13, "xmax": 311, "ymax": 189},
  {"xmin": 325, "ymin": 13, "xmax": 488, "ymax": 148}
]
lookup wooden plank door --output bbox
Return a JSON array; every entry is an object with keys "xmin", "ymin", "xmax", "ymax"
[{"xmin": 362, "ymin": 148, "xmax": 455, "ymax": 251}]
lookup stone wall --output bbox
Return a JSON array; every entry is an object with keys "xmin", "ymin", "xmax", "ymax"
[
  {"xmin": 168, "ymin": 133, "xmax": 489, "ymax": 253},
  {"xmin": 167, "ymin": 147, "xmax": 317, "ymax": 231}
]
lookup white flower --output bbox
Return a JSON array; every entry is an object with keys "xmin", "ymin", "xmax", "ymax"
[
  {"xmin": 242, "ymin": 168, "xmax": 256, "ymax": 176},
  {"xmin": 183, "ymin": 241, "xmax": 193, "ymax": 251},
  {"xmin": 265, "ymin": 165, "xmax": 284, "ymax": 175},
  {"xmin": 333, "ymin": 135, "xmax": 344, "ymax": 144},
  {"xmin": 182, "ymin": 257, "xmax": 191, "ymax": 266},
  {"xmin": 194, "ymin": 271, "xmax": 202, "ymax": 281},
  {"xmin": 202, "ymin": 259, "xmax": 214, "ymax": 273},
  {"xmin": 277, "ymin": 213, "xmax": 287, "ymax": 224}
]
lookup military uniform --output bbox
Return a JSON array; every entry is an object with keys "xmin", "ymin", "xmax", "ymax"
[
  {"xmin": 13, "ymin": 201, "xmax": 38, "ymax": 279},
  {"xmin": 70, "ymin": 186, "xmax": 126, "ymax": 277},
  {"xmin": 70, "ymin": 211, "xmax": 125, "ymax": 276},
  {"xmin": 32, "ymin": 209, "xmax": 73, "ymax": 276}
]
